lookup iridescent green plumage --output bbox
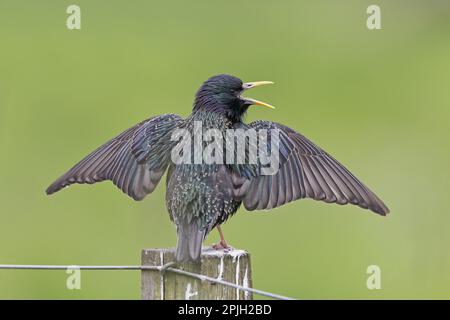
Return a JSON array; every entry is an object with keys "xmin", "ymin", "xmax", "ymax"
[{"xmin": 46, "ymin": 74, "xmax": 389, "ymax": 263}]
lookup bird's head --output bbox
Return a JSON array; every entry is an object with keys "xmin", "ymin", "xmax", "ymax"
[{"xmin": 193, "ymin": 74, "xmax": 274, "ymax": 122}]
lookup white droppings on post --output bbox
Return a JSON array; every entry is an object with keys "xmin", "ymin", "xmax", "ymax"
[
  {"xmin": 159, "ymin": 251, "xmax": 164, "ymax": 300},
  {"xmin": 202, "ymin": 247, "xmax": 248, "ymax": 299},
  {"xmin": 141, "ymin": 248, "xmax": 261, "ymax": 300},
  {"xmin": 217, "ymin": 256, "xmax": 224, "ymax": 280},
  {"xmin": 202, "ymin": 247, "xmax": 225, "ymax": 257},
  {"xmin": 243, "ymin": 266, "xmax": 249, "ymax": 300},
  {"xmin": 228, "ymin": 249, "xmax": 247, "ymax": 262},
  {"xmin": 202, "ymin": 247, "xmax": 247, "ymax": 261},
  {"xmin": 185, "ymin": 283, "xmax": 198, "ymax": 300},
  {"xmin": 235, "ymin": 254, "xmax": 241, "ymax": 299}
]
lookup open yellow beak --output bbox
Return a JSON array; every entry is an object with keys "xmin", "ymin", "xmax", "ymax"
[{"xmin": 241, "ymin": 81, "xmax": 275, "ymax": 109}]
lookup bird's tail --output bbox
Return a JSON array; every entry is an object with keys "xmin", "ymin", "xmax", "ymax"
[{"xmin": 175, "ymin": 222, "xmax": 205, "ymax": 263}]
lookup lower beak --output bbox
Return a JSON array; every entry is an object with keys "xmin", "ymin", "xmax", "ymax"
[
  {"xmin": 241, "ymin": 81, "xmax": 275, "ymax": 109},
  {"xmin": 242, "ymin": 97, "xmax": 275, "ymax": 109}
]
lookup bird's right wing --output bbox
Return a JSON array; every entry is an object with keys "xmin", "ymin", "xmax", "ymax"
[
  {"xmin": 232, "ymin": 121, "xmax": 389, "ymax": 215},
  {"xmin": 46, "ymin": 114, "xmax": 183, "ymax": 200}
]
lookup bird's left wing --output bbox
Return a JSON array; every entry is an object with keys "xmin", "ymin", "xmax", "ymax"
[
  {"xmin": 232, "ymin": 121, "xmax": 389, "ymax": 215},
  {"xmin": 46, "ymin": 114, "xmax": 183, "ymax": 200}
]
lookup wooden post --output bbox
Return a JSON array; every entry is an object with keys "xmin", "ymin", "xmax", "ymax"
[{"xmin": 141, "ymin": 247, "xmax": 253, "ymax": 300}]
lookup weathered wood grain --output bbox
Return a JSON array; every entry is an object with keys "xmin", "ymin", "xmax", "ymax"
[{"xmin": 141, "ymin": 247, "xmax": 252, "ymax": 300}]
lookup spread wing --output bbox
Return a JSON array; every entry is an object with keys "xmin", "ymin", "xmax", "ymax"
[
  {"xmin": 233, "ymin": 121, "xmax": 389, "ymax": 215},
  {"xmin": 46, "ymin": 114, "xmax": 183, "ymax": 200}
]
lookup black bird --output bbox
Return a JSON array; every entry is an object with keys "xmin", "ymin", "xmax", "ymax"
[{"xmin": 46, "ymin": 74, "xmax": 389, "ymax": 262}]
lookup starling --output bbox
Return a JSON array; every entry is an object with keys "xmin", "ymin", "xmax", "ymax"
[{"xmin": 46, "ymin": 74, "xmax": 389, "ymax": 262}]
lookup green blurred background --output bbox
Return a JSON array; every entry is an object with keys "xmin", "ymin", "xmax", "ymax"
[{"xmin": 0, "ymin": 0, "xmax": 449, "ymax": 299}]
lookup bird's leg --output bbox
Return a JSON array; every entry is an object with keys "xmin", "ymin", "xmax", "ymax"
[{"xmin": 212, "ymin": 225, "xmax": 230, "ymax": 250}]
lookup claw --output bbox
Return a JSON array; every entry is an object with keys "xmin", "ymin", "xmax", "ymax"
[
  {"xmin": 211, "ymin": 225, "xmax": 232, "ymax": 250},
  {"xmin": 212, "ymin": 240, "xmax": 230, "ymax": 250}
]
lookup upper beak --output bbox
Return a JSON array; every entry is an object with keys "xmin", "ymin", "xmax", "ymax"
[{"xmin": 241, "ymin": 81, "xmax": 275, "ymax": 109}]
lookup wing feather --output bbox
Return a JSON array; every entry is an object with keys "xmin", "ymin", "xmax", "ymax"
[
  {"xmin": 237, "ymin": 121, "xmax": 389, "ymax": 215},
  {"xmin": 46, "ymin": 114, "xmax": 183, "ymax": 200}
]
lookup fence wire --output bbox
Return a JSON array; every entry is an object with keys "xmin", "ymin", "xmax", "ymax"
[{"xmin": 0, "ymin": 264, "xmax": 295, "ymax": 300}]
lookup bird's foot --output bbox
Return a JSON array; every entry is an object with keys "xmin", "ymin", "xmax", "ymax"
[
  {"xmin": 212, "ymin": 225, "xmax": 232, "ymax": 251},
  {"xmin": 211, "ymin": 240, "xmax": 231, "ymax": 251}
]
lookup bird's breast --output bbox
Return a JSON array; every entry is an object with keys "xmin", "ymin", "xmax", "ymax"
[{"xmin": 165, "ymin": 163, "xmax": 239, "ymax": 231}]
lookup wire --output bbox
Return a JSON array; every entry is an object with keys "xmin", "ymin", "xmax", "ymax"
[{"xmin": 0, "ymin": 264, "xmax": 295, "ymax": 300}]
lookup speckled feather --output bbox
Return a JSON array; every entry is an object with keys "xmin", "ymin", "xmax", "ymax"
[{"xmin": 46, "ymin": 74, "xmax": 389, "ymax": 263}]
